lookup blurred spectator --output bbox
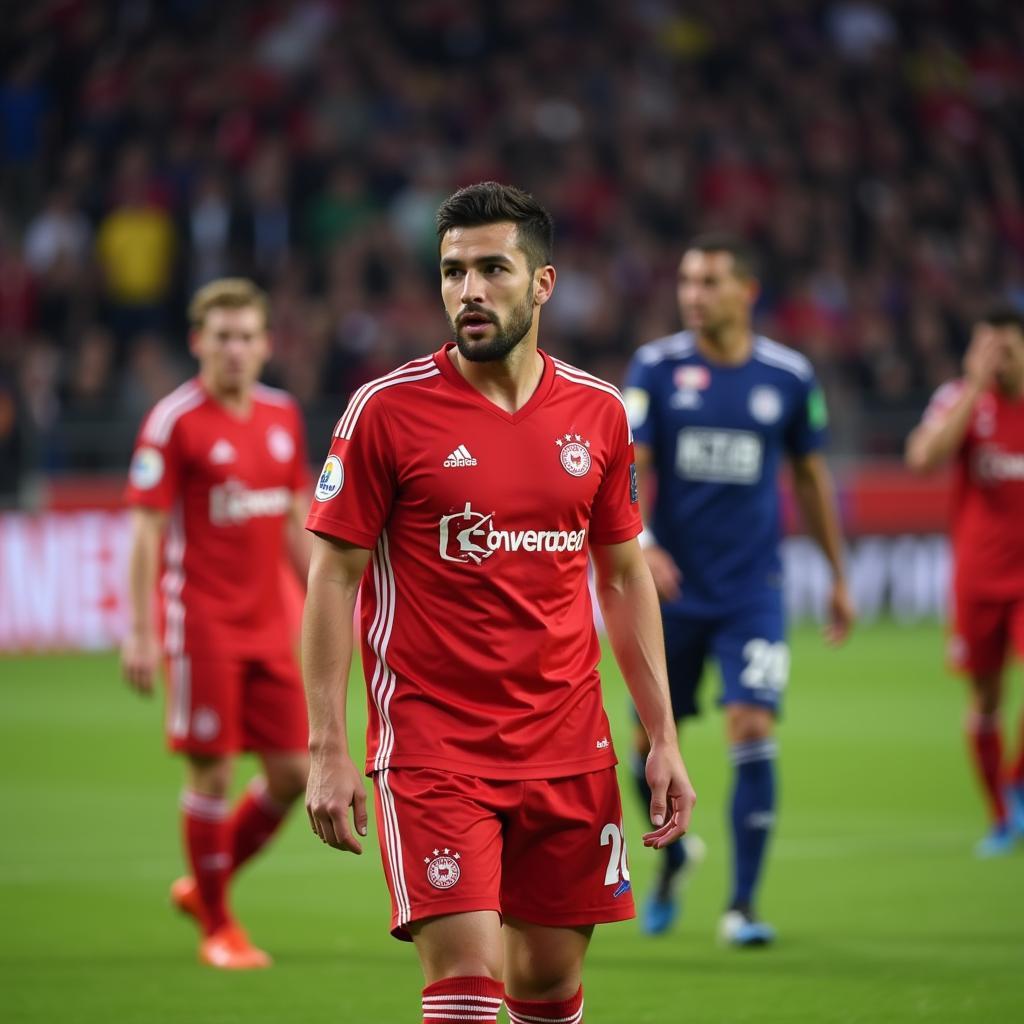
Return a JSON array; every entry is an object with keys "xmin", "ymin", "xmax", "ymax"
[
  {"xmin": 183, "ymin": 169, "xmax": 235, "ymax": 293},
  {"xmin": 95, "ymin": 145, "xmax": 176, "ymax": 342},
  {"xmin": 0, "ymin": 0, "xmax": 1021, "ymax": 475},
  {"xmin": 23, "ymin": 186, "xmax": 93, "ymax": 338}
]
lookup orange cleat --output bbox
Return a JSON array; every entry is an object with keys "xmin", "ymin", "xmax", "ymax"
[
  {"xmin": 199, "ymin": 923, "xmax": 272, "ymax": 970},
  {"xmin": 170, "ymin": 876, "xmax": 206, "ymax": 930}
]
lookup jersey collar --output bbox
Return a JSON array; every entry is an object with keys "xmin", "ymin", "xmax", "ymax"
[{"xmin": 433, "ymin": 343, "xmax": 555, "ymax": 424}]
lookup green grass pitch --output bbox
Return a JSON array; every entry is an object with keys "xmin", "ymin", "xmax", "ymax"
[{"xmin": 3, "ymin": 622, "xmax": 1022, "ymax": 1023}]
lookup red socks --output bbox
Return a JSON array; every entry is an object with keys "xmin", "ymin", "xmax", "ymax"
[
  {"xmin": 181, "ymin": 779, "xmax": 290, "ymax": 935},
  {"xmin": 230, "ymin": 777, "xmax": 289, "ymax": 872},
  {"xmin": 506, "ymin": 986, "xmax": 584, "ymax": 1024},
  {"xmin": 1011, "ymin": 711, "xmax": 1024, "ymax": 787},
  {"xmin": 967, "ymin": 713, "xmax": 1007, "ymax": 825},
  {"xmin": 422, "ymin": 976, "xmax": 504, "ymax": 1023},
  {"xmin": 181, "ymin": 790, "xmax": 232, "ymax": 934}
]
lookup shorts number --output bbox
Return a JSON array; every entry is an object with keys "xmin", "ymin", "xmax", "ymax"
[
  {"xmin": 600, "ymin": 822, "xmax": 631, "ymax": 886},
  {"xmin": 740, "ymin": 639, "xmax": 790, "ymax": 692}
]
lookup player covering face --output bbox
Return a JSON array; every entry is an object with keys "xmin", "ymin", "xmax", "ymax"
[
  {"xmin": 302, "ymin": 182, "xmax": 695, "ymax": 1024},
  {"xmin": 906, "ymin": 310, "xmax": 1024, "ymax": 856}
]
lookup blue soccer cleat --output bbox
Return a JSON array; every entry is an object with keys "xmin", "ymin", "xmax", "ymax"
[
  {"xmin": 640, "ymin": 834, "xmax": 706, "ymax": 936},
  {"xmin": 1008, "ymin": 784, "xmax": 1024, "ymax": 837},
  {"xmin": 718, "ymin": 909, "xmax": 776, "ymax": 947},
  {"xmin": 975, "ymin": 822, "xmax": 1015, "ymax": 858}
]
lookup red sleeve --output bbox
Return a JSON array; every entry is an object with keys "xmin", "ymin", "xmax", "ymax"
[
  {"xmin": 589, "ymin": 403, "xmax": 642, "ymax": 546},
  {"xmin": 305, "ymin": 394, "xmax": 397, "ymax": 549},
  {"xmin": 124, "ymin": 413, "xmax": 183, "ymax": 510}
]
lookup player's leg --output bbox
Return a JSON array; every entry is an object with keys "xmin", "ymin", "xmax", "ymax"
[
  {"xmin": 180, "ymin": 752, "xmax": 235, "ymax": 936},
  {"xmin": 503, "ymin": 919, "xmax": 590, "ymax": 1023},
  {"xmin": 375, "ymin": 768, "xmax": 507, "ymax": 1023},
  {"xmin": 965, "ymin": 670, "xmax": 1010, "ymax": 854},
  {"xmin": 230, "ymin": 656, "xmax": 309, "ymax": 873},
  {"xmin": 721, "ymin": 703, "xmax": 777, "ymax": 944},
  {"xmin": 952, "ymin": 593, "xmax": 1012, "ymax": 855},
  {"xmin": 411, "ymin": 912, "xmax": 505, "ymax": 1024},
  {"xmin": 1005, "ymin": 598, "xmax": 1024, "ymax": 835},
  {"xmin": 632, "ymin": 613, "xmax": 707, "ymax": 935},
  {"xmin": 166, "ymin": 652, "xmax": 239, "ymax": 935},
  {"xmin": 167, "ymin": 655, "xmax": 269, "ymax": 966},
  {"xmin": 500, "ymin": 767, "xmax": 634, "ymax": 1021},
  {"xmin": 714, "ymin": 598, "xmax": 786, "ymax": 946}
]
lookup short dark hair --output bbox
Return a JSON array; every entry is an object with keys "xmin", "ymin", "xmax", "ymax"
[
  {"xmin": 685, "ymin": 232, "xmax": 759, "ymax": 281},
  {"xmin": 436, "ymin": 181, "xmax": 554, "ymax": 270},
  {"xmin": 980, "ymin": 304, "xmax": 1024, "ymax": 334}
]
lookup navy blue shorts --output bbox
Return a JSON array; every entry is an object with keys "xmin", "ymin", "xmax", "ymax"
[{"xmin": 661, "ymin": 592, "xmax": 789, "ymax": 720}]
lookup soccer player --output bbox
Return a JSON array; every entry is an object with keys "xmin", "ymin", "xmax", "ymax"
[
  {"xmin": 121, "ymin": 278, "xmax": 311, "ymax": 968},
  {"xmin": 906, "ymin": 307, "xmax": 1024, "ymax": 856},
  {"xmin": 623, "ymin": 234, "xmax": 853, "ymax": 946},
  {"xmin": 303, "ymin": 182, "xmax": 696, "ymax": 1024}
]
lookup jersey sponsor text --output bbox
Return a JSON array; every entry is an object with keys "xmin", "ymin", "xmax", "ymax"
[{"xmin": 675, "ymin": 428, "xmax": 764, "ymax": 484}]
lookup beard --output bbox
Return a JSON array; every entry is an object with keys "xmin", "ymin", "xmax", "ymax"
[{"xmin": 448, "ymin": 285, "xmax": 535, "ymax": 363}]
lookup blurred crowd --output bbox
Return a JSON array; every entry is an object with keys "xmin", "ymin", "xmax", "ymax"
[{"xmin": 1, "ymin": 0, "xmax": 1023, "ymax": 498}]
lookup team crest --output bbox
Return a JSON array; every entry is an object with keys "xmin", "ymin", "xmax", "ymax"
[
  {"xmin": 267, "ymin": 425, "xmax": 295, "ymax": 462},
  {"xmin": 749, "ymin": 385, "xmax": 782, "ymax": 424},
  {"xmin": 556, "ymin": 433, "xmax": 592, "ymax": 477},
  {"xmin": 424, "ymin": 848, "xmax": 462, "ymax": 889}
]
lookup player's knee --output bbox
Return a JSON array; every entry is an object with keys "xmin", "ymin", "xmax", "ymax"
[
  {"xmin": 725, "ymin": 704, "xmax": 774, "ymax": 744},
  {"xmin": 506, "ymin": 962, "xmax": 583, "ymax": 1002},
  {"xmin": 265, "ymin": 757, "xmax": 309, "ymax": 804},
  {"xmin": 968, "ymin": 674, "xmax": 1002, "ymax": 716},
  {"xmin": 418, "ymin": 946, "xmax": 502, "ymax": 984},
  {"xmin": 185, "ymin": 755, "xmax": 232, "ymax": 798}
]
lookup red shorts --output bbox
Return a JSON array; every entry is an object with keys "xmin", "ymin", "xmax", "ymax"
[
  {"xmin": 164, "ymin": 652, "xmax": 307, "ymax": 756},
  {"xmin": 949, "ymin": 592, "xmax": 1024, "ymax": 676},
  {"xmin": 373, "ymin": 766, "xmax": 635, "ymax": 941}
]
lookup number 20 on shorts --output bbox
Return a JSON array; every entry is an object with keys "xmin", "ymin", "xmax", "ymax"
[{"xmin": 600, "ymin": 821, "xmax": 631, "ymax": 889}]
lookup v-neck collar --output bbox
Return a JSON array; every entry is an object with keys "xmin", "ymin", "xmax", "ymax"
[{"xmin": 433, "ymin": 343, "xmax": 555, "ymax": 425}]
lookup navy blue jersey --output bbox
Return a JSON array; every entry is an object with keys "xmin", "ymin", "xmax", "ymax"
[{"xmin": 624, "ymin": 331, "xmax": 828, "ymax": 617}]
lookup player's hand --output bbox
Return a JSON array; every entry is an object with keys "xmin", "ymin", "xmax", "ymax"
[
  {"xmin": 121, "ymin": 632, "xmax": 159, "ymax": 695},
  {"xmin": 963, "ymin": 326, "xmax": 1003, "ymax": 391},
  {"xmin": 644, "ymin": 545, "xmax": 682, "ymax": 602},
  {"xmin": 824, "ymin": 578, "xmax": 855, "ymax": 646},
  {"xmin": 306, "ymin": 752, "xmax": 368, "ymax": 855},
  {"xmin": 641, "ymin": 742, "xmax": 696, "ymax": 849}
]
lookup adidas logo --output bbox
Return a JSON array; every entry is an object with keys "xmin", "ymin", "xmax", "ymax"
[{"xmin": 443, "ymin": 444, "xmax": 477, "ymax": 468}]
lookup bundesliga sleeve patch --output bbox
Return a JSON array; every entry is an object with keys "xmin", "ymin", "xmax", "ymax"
[
  {"xmin": 623, "ymin": 387, "xmax": 650, "ymax": 429},
  {"xmin": 129, "ymin": 446, "xmax": 164, "ymax": 490},
  {"xmin": 314, "ymin": 454, "xmax": 344, "ymax": 501},
  {"xmin": 808, "ymin": 387, "xmax": 829, "ymax": 429},
  {"xmin": 629, "ymin": 462, "xmax": 639, "ymax": 503}
]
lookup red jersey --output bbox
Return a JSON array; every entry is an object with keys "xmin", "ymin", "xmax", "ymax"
[
  {"xmin": 925, "ymin": 379, "xmax": 1024, "ymax": 598},
  {"xmin": 305, "ymin": 345, "xmax": 642, "ymax": 780},
  {"xmin": 125, "ymin": 378, "xmax": 308, "ymax": 659}
]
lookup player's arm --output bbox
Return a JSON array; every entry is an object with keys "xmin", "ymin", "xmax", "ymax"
[
  {"xmin": 302, "ymin": 532, "xmax": 371, "ymax": 854},
  {"xmin": 591, "ymin": 537, "xmax": 696, "ymax": 847},
  {"xmin": 905, "ymin": 327, "xmax": 1002, "ymax": 472},
  {"xmin": 121, "ymin": 507, "xmax": 167, "ymax": 695},
  {"xmin": 789, "ymin": 452, "xmax": 854, "ymax": 645},
  {"xmin": 634, "ymin": 440, "xmax": 682, "ymax": 602},
  {"xmin": 285, "ymin": 491, "xmax": 312, "ymax": 586}
]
